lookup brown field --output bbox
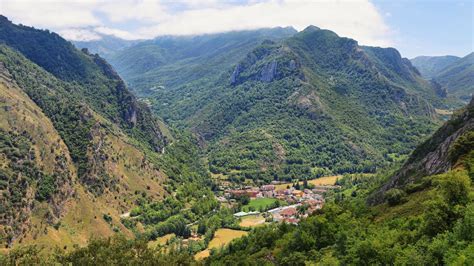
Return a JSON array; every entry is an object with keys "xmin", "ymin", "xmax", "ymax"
[
  {"xmin": 239, "ymin": 214, "xmax": 266, "ymax": 227},
  {"xmin": 435, "ymin": 108, "xmax": 453, "ymax": 115},
  {"xmin": 275, "ymin": 175, "xmax": 341, "ymax": 190},
  {"xmin": 195, "ymin": 228, "xmax": 248, "ymax": 260}
]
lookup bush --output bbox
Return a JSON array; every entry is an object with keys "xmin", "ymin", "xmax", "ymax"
[{"xmin": 385, "ymin": 189, "xmax": 406, "ymax": 206}]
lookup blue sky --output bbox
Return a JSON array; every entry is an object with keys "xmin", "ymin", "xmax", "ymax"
[
  {"xmin": 2, "ymin": 0, "xmax": 472, "ymax": 58},
  {"xmin": 373, "ymin": 0, "xmax": 473, "ymax": 58}
]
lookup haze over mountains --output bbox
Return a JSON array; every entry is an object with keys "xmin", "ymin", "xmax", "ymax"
[
  {"xmin": 0, "ymin": 12, "xmax": 473, "ymax": 265},
  {"xmin": 411, "ymin": 53, "xmax": 474, "ymax": 102}
]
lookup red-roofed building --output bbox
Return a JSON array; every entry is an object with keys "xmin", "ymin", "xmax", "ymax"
[{"xmin": 280, "ymin": 207, "xmax": 297, "ymax": 218}]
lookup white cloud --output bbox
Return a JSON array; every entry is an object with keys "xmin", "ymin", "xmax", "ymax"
[
  {"xmin": 96, "ymin": 0, "xmax": 169, "ymax": 23},
  {"xmin": 57, "ymin": 28, "xmax": 101, "ymax": 41},
  {"xmin": 0, "ymin": 0, "xmax": 393, "ymax": 46},
  {"xmin": 135, "ymin": 0, "xmax": 392, "ymax": 46},
  {"xmin": 94, "ymin": 26, "xmax": 141, "ymax": 40},
  {"xmin": 2, "ymin": 0, "xmax": 100, "ymax": 29}
]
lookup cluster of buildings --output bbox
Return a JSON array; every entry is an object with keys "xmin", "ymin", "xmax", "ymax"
[{"xmin": 222, "ymin": 182, "xmax": 340, "ymax": 224}]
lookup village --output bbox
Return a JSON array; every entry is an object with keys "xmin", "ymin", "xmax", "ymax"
[{"xmin": 215, "ymin": 177, "xmax": 341, "ymax": 224}]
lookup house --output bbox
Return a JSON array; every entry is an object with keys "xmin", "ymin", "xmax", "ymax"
[
  {"xmin": 262, "ymin": 190, "xmax": 274, "ymax": 198},
  {"xmin": 261, "ymin": 185, "xmax": 275, "ymax": 191},
  {"xmin": 280, "ymin": 207, "xmax": 297, "ymax": 218},
  {"xmin": 292, "ymin": 190, "xmax": 304, "ymax": 198}
]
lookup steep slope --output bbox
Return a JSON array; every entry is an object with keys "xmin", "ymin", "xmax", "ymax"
[
  {"xmin": 0, "ymin": 15, "xmax": 164, "ymax": 153},
  {"xmin": 101, "ymin": 27, "xmax": 297, "ymax": 96},
  {"xmin": 372, "ymin": 97, "xmax": 473, "ymax": 202},
  {"xmin": 0, "ymin": 17, "xmax": 173, "ymax": 248},
  {"xmin": 433, "ymin": 53, "xmax": 474, "ymax": 102},
  {"xmin": 411, "ymin": 55, "xmax": 460, "ymax": 78},
  {"xmin": 169, "ymin": 26, "xmax": 446, "ymax": 183}
]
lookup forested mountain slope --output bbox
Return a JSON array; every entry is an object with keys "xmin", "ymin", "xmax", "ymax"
[
  {"xmin": 157, "ymin": 26, "xmax": 448, "ymax": 183},
  {"xmin": 101, "ymin": 27, "xmax": 297, "ymax": 96},
  {"xmin": 410, "ymin": 53, "xmax": 473, "ymax": 102},
  {"xmin": 411, "ymin": 55, "xmax": 460, "ymax": 78},
  {"xmin": 371, "ymin": 96, "xmax": 473, "ymax": 203},
  {"xmin": 0, "ymin": 16, "xmax": 197, "ymax": 249},
  {"xmin": 433, "ymin": 53, "xmax": 474, "ymax": 102}
]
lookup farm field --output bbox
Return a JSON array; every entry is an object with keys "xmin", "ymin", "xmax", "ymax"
[
  {"xmin": 239, "ymin": 214, "xmax": 266, "ymax": 227},
  {"xmin": 275, "ymin": 175, "xmax": 341, "ymax": 190},
  {"xmin": 242, "ymin": 198, "xmax": 281, "ymax": 212},
  {"xmin": 194, "ymin": 228, "xmax": 248, "ymax": 260}
]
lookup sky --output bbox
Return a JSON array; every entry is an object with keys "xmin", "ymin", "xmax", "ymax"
[{"xmin": 1, "ymin": 0, "xmax": 472, "ymax": 58}]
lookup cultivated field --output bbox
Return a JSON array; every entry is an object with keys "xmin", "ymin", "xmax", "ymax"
[
  {"xmin": 275, "ymin": 175, "xmax": 341, "ymax": 190},
  {"xmin": 239, "ymin": 214, "xmax": 266, "ymax": 227},
  {"xmin": 195, "ymin": 228, "xmax": 248, "ymax": 260},
  {"xmin": 242, "ymin": 198, "xmax": 280, "ymax": 211}
]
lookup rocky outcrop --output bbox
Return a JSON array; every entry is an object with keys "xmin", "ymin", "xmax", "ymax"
[{"xmin": 260, "ymin": 60, "xmax": 278, "ymax": 82}]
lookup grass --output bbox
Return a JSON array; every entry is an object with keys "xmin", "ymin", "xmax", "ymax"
[
  {"xmin": 241, "ymin": 198, "xmax": 280, "ymax": 212},
  {"xmin": 239, "ymin": 214, "xmax": 266, "ymax": 227},
  {"xmin": 195, "ymin": 228, "xmax": 248, "ymax": 260}
]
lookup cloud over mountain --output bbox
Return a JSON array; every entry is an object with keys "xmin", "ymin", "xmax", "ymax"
[{"xmin": 2, "ymin": 0, "xmax": 392, "ymax": 46}]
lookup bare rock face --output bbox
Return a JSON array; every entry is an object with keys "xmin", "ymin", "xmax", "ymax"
[
  {"xmin": 230, "ymin": 64, "xmax": 242, "ymax": 85},
  {"xmin": 369, "ymin": 97, "xmax": 473, "ymax": 204},
  {"xmin": 260, "ymin": 60, "xmax": 278, "ymax": 82}
]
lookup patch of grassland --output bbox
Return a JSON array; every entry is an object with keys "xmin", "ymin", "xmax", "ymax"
[
  {"xmin": 239, "ymin": 214, "xmax": 266, "ymax": 227},
  {"xmin": 242, "ymin": 198, "xmax": 280, "ymax": 212}
]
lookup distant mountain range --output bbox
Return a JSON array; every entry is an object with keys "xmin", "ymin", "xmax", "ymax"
[
  {"xmin": 411, "ymin": 53, "xmax": 474, "ymax": 102},
  {"xmin": 73, "ymin": 33, "xmax": 141, "ymax": 56},
  {"xmin": 411, "ymin": 55, "xmax": 461, "ymax": 78}
]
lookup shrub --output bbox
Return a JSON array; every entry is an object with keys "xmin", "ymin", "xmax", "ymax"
[{"xmin": 385, "ymin": 188, "xmax": 406, "ymax": 206}]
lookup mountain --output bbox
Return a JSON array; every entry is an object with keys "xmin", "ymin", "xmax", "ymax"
[
  {"xmin": 371, "ymin": 97, "xmax": 473, "ymax": 203},
  {"xmin": 410, "ymin": 53, "xmax": 473, "ymax": 102},
  {"xmin": 411, "ymin": 55, "xmax": 460, "ymax": 78},
  {"xmin": 101, "ymin": 27, "xmax": 297, "ymax": 96},
  {"xmin": 73, "ymin": 34, "xmax": 140, "ymax": 56},
  {"xmin": 138, "ymin": 26, "xmax": 448, "ymax": 184},
  {"xmin": 0, "ymin": 16, "xmax": 183, "ymax": 249},
  {"xmin": 433, "ymin": 53, "xmax": 474, "ymax": 102}
]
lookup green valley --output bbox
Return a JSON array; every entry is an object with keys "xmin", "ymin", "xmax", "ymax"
[{"xmin": 0, "ymin": 2, "xmax": 472, "ymax": 264}]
